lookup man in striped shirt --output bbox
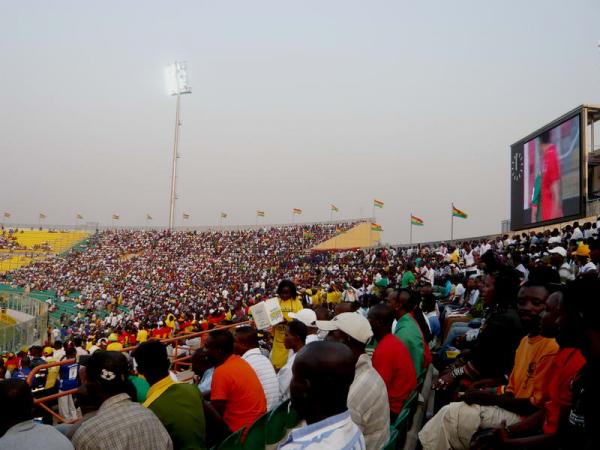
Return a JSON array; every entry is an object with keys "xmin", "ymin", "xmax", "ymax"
[
  {"xmin": 278, "ymin": 341, "xmax": 365, "ymax": 450},
  {"xmin": 234, "ymin": 326, "xmax": 281, "ymax": 411},
  {"xmin": 317, "ymin": 313, "xmax": 390, "ymax": 450}
]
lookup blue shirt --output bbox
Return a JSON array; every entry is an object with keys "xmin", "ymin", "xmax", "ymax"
[
  {"xmin": 278, "ymin": 410, "xmax": 365, "ymax": 450},
  {"xmin": 11, "ymin": 367, "xmax": 31, "ymax": 381},
  {"xmin": 58, "ymin": 363, "xmax": 80, "ymax": 391}
]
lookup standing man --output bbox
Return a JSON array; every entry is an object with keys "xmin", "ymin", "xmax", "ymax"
[
  {"xmin": 317, "ymin": 313, "xmax": 390, "ymax": 450},
  {"xmin": 278, "ymin": 341, "xmax": 365, "ymax": 449},
  {"xmin": 540, "ymin": 131, "xmax": 563, "ymax": 221},
  {"xmin": 57, "ymin": 345, "xmax": 80, "ymax": 422},
  {"xmin": 134, "ymin": 340, "xmax": 206, "ymax": 450}
]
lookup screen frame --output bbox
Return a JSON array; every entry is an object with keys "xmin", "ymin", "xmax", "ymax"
[{"xmin": 510, "ymin": 108, "xmax": 585, "ymax": 231}]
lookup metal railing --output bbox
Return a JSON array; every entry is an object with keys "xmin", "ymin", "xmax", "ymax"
[
  {"xmin": 0, "ymin": 293, "xmax": 49, "ymax": 353},
  {"xmin": 25, "ymin": 321, "xmax": 252, "ymax": 424}
]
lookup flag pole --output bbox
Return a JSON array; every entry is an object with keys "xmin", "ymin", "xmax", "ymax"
[
  {"xmin": 410, "ymin": 213, "xmax": 413, "ymax": 246},
  {"xmin": 450, "ymin": 203, "xmax": 454, "ymax": 242}
]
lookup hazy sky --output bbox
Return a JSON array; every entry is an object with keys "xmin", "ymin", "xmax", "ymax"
[{"xmin": 1, "ymin": 0, "xmax": 599, "ymax": 243}]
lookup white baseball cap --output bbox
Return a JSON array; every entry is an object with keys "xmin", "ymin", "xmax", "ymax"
[
  {"xmin": 316, "ymin": 312, "xmax": 373, "ymax": 344},
  {"xmin": 289, "ymin": 309, "xmax": 317, "ymax": 327},
  {"xmin": 548, "ymin": 246, "xmax": 567, "ymax": 258}
]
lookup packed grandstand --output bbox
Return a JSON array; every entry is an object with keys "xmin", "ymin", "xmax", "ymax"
[{"xmin": 0, "ymin": 216, "xmax": 599, "ymax": 450}]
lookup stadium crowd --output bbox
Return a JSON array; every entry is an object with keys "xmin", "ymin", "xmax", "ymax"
[{"xmin": 0, "ymin": 218, "xmax": 599, "ymax": 449}]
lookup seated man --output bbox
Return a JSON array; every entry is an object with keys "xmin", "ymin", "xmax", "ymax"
[
  {"xmin": 134, "ymin": 340, "xmax": 206, "ymax": 450},
  {"xmin": 234, "ymin": 326, "xmax": 280, "ymax": 411},
  {"xmin": 278, "ymin": 341, "xmax": 365, "ymax": 449},
  {"xmin": 277, "ymin": 320, "xmax": 307, "ymax": 402},
  {"xmin": 205, "ymin": 329, "xmax": 267, "ymax": 432},
  {"xmin": 318, "ymin": 312, "xmax": 390, "ymax": 450},
  {"xmin": 419, "ymin": 280, "xmax": 559, "ymax": 450},
  {"xmin": 367, "ymin": 303, "xmax": 417, "ymax": 421},
  {"xmin": 72, "ymin": 350, "xmax": 172, "ymax": 450},
  {"xmin": 473, "ymin": 289, "xmax": 586, "ymax": 448},
  {"xmin": 0, "ymin": 379, "xmax": 74, "ymax": 449}
]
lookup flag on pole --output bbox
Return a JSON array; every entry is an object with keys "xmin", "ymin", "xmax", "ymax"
[
  {"xmin": 371, "ymin": 223, "xmax": 383, "ymax": 232},
  {"xmin": 256, "ymin": 211, "xmax": 265, "ymax": 217},
  {"xmin": 373, "ymin": 199, "xmax": 384, "ymax": 209},
  {"xmin": 182, "ymin": 213, "xmax": 190, "ymax": 220},
  {"xmin": 112, "ymin": 214, "xmax": 120, "ymax": 220},
  {"xmin": 146, "ymin": 214, "xmax": 153, "ymax": 220},
  {"xmin": 331, "ymin": 204, "xmax": 339, "ymax": 212},
  {"xmin": 39, "ymin": 213, "xmax": 47, "ymax": 219},
  {"xmin": 451, "ymin": 205, "xmax": 468, "ymax": 219},
  {"xmin": 76, "ymin": 214, "xmax": 84, "ymax": 220},
  {"xmin": 292, "ymin": 208, "xmax": 302, "ymax": 215},
  {"xmin": 3, "ymin": 212, "xmax": 10, "ymax": 218},
  {"xmin": 410, "ymin": 215, "xmax": 424, "ymax": 226},
  {"xmin": 220, "ymin": 212, "xmax": 227, "ymax": 219}
]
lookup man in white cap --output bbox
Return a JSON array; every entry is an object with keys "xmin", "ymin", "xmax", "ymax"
[
  {"xmin": 316, "ymin": 313, "xmax": 390, "ymax": 450},
  {"xmin": 289, "ymin": 309, "xmax": 319, "ymax": 344},
  {"xmin": 549, "ymin": 246, "xmax": 574, "ymax": 283}
]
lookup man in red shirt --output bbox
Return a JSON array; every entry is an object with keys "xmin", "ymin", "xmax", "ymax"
[
  {"xmin": 368, "ymin": 303, "xmax": 417, "ymax": 421},
  {"xmin": 205, "ymin": 329, "xmax": 267, "ymax": 432},
  {"xmin": 540, "ymin": 132, "xmax": 563, "ymax": 221}
]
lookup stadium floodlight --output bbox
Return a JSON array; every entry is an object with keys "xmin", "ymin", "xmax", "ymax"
[{"xmin": 166, "ymin": 61, "xmax": 192, "ymax": 230}]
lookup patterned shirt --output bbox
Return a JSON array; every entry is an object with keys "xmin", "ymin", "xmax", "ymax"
[
  {"xmin": 242, "ymin": 348, "xmax": 281, "ymax": 410},
  {"xmin": 278, "ymin": 410, "xmax": 365, "ymax": 450},
  {"xmin": 72, "ymin": 393, "xmax": 173, "ymax": 450},
  {"xmin": 347, "ymin": 354, "xmax": 390, "ymax": 450}
]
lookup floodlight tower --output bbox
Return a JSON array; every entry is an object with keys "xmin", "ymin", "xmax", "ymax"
[{"xmin": 166, "ymin": 61, "xmax": 192, "ymax": 230}]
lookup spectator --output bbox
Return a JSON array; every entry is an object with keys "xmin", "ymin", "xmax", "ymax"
[
  {"xmin": 10, "ymin": 356, "xmax": 32, "ymax": 381},
  {"xmin": 278, "ymin": 341, "xmax": 365, "ymax": 449},
  {"xmin": 318, "ymin": 312, "xmax": 390, "ymax": 450},
  {"xmin": 288, "ymin": 309, "xmax": 319, "ymax": 344},
  {"xmin": 420, "ymin": 279, "xmax": 558, "ymax": 450},
  {"xmin": 204, "ymin": 329, "xmax": 266, "ymax": 432},
  {"xmin": 134, "ymin": 340, "xmax": 206, "ymax": 450},
  {"xmin": 367, "ymin": 303, "xmax": 417, "ymax": 421},
  {"xmin": 71, "ymin": 350, "xmax": 172, "ymax": 450},
  {"xmin": 271, "ymin": 280, "xmax": 303, "ymax": 370},
  {"xmin": 233, "ymin": 326, "xmax": 280, "ymax": 411},
  {"xmin": 278, "ymin": 320, "xmax": 307, "ymax": 402},
  {"xmin": 559, "ymin": 278, "xmax": 600, "ymax": 449},
  {"xmin": 386, "ymin": 288, "xmax": 426, "ymax": 379},
  {"xmin": 0, "ymin": 379, "xmax": 73, "ymax": 449},
  {"xmin": 58, "ymin": 345, "xmax": 80, "ymax": 422}
]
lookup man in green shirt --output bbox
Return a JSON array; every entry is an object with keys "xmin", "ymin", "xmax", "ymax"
[
  {"xmin": 134, "ymin": 341, "xmax": 206, "ymax": 450},
  {"xmin": 400, "ymin": 264, "xmax": 416, "ymax": 288},
  {"xmin": 386, "ymin": 289, "xmax": 425, "ymax": 378}
]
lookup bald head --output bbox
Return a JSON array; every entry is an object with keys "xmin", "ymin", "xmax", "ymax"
[
  {"xmin": 367, "ymin": 302, "xmax": 395, "ymax": 341},
  {"xmin": 290, "ymin": 341, "xmax": 355, "ymax": 424}
]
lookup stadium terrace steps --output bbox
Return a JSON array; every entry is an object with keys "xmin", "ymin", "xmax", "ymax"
[
  {"xmin": 9, "ymin": 230, "xmax": 90, "ymax": 253},
  {"xmin": 0, "ymin": 230, "xmax": 90, "ymax": 273}
]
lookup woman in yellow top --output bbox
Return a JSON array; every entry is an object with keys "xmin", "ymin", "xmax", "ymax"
[{"xmin": 271, "ymin": 280, "xmax": 303, "ymax": 369}]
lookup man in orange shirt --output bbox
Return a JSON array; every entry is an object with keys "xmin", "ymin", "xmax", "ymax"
[
  {"xmin": 420, "ymin": 278, "xmax": 558, "ymax": 450},
  {"xmin": 205, "ymin": 329, "xmax": 267, "ymax": 432}
]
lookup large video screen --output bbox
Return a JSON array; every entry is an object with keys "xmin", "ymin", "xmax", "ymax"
[{"xmin": 510, "ymin": 114, "xmax": 582, "ymax": 230}]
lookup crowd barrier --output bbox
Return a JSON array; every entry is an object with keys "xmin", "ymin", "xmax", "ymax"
[
  {"xmin": 0, "ymin": 293, "xmax": 49, "ymax": 353},
  {"xmin": 25, "ymin": 321, "xmax": 252, "ymax": 424}
]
